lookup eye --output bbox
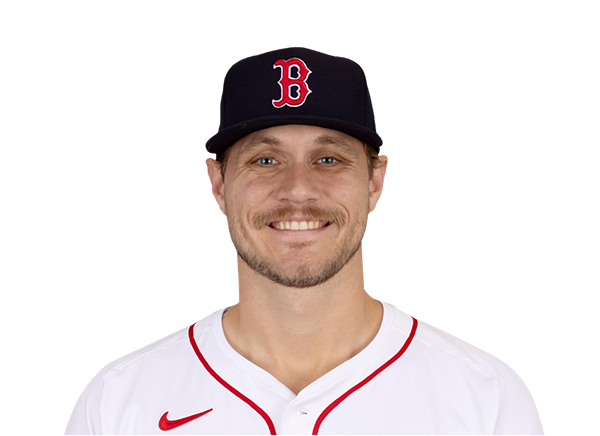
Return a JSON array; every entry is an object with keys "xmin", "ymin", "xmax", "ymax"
[
  {"xmin": 256, "ymin": 157, "xmax": 278, "ymax": 166},
  {"xmin": 318, "ymin": 156, "xmax": 337, "ymax": 165}
]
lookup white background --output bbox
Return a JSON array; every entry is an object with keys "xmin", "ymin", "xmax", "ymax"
[{"xmin": 0, "ymin": 1, "xmax": 600, "ymax": 436}]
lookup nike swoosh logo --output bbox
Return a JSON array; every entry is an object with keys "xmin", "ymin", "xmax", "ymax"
[{"xmin": 158, "ymin": 409, "xmax": 213, "ymax": 431}]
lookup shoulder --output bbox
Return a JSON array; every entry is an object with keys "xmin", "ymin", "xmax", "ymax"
[
  {"xmin": 387, "ymin": 304, "xmax": 543, "ymax": 434},
  {"xmin": 65, "ymin": 312, "xmax": 218, "ymax": 434},
  {"xmin": 392, "ymin": 307, "xmax": 525, "ymax": 386},
  {"xmin": 93, "ymin": 312, "xmax": 218, "ymax": 388}
]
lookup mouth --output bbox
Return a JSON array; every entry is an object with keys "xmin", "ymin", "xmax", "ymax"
[{"xmin": 268, "ymin": 220, "xmax": 332, "ymax": 231}]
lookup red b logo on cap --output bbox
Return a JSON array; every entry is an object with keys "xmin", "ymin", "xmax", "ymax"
[{"xmin": 272, "ymin": 58, "xmax": 312, "ymax": 108}]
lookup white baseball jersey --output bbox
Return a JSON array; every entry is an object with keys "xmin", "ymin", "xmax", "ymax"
[{"xmin": 66, "ymin": 302, "xmax": 542, "ymax": 434}]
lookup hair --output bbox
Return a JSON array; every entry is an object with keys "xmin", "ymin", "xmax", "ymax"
[
  {"xmin": 363, "ymin": 142, "xmax": 384, "ymax": 180},
  {"xmin": 216, "ymin": 142, "xmax": 383, "ymax": 181}
]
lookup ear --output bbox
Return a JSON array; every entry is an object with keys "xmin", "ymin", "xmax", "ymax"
[
  {"xmin": 368, "ymin": 155, "xmax": 388, "ymax": 213},
  {"xmin": 206, "ymin": 158, "xmax": 226, "ymax": 215}
]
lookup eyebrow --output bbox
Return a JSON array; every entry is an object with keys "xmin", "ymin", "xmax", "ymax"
[
  {"xmin": 238, "ymin": 132, "xmax": 358, "ymax": 156},
  {"xmin": 313, "ymin": 134, "xmax": 358, "ymax": 156},
  {"xmin": 239, "ymin": 134, "xmax": 282, "ymax": 155}
]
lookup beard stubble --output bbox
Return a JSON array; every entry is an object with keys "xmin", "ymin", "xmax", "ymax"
[{"xmin": 225, "ymin": 202, "xmax": 368, "ymax": 288}]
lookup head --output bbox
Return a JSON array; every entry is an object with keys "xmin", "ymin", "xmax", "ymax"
[
  {"xmin": 207, "ymin": 124, "xmax": 387, "ymax": 288},
  {"xmin": 205, "ymin": 47, "xmax": 386, "ymax": 288}
]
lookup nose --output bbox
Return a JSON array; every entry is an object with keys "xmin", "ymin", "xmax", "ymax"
[{"xmin": 275, "ymin": 162, "xmax": 319, "ymax": 204}]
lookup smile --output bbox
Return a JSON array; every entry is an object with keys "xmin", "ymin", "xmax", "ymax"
[{"xmin": 269, "ymin": 220, "xmax": 331, "ymax": 231}]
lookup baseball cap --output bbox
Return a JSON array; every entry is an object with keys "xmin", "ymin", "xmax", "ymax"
[{"xmin": 206, "ymin": 47, "xmax": 383, "ymax": 157}]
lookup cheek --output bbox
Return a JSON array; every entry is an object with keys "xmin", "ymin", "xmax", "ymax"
[
  {"xmin": 225, "ymin": 178, "xmax": 273, "ymax": 215},
  {"xmin": 327, "ymin": 177, "xmax": 370, "ymax": 208},
  {"xmin": 242, "ymin": 177, "xmax": 274, "ymax": 202}
]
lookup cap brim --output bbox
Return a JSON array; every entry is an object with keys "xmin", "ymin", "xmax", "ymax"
[{"xmin": 206, "ymin": 115, "xmax": 383, "ymax": 157}]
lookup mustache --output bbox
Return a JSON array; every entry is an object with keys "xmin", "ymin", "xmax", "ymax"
[{"xmin": 253, "ymin": 205, "xmax": 346, "ymax": 229}]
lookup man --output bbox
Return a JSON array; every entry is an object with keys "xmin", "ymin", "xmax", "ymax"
[{"xmin": 66, "ymin": 47, "xmax": 542, "ymax": 434}]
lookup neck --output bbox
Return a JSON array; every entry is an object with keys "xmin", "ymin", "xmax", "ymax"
[{"xmin": 221, "ymin": 247, "xmax": 383, "ymax": 395}]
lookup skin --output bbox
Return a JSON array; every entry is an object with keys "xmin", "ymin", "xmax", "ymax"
[{"xmin": 206, "ymin": 124, "xmax": 388, "ymax": 395}]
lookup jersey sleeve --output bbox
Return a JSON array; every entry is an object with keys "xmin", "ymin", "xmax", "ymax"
[
  {"xmin": 65, "ymin": 369, "xmax": 105, "ymax": 435},
  {"xmin": 493, "ymin": 360, "xmax": 543, "ymax": 434}
]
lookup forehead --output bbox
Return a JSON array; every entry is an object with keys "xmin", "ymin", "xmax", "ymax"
[{"xmin": 231, "ymin": 125, "xmax": 363, "ymax": 157}]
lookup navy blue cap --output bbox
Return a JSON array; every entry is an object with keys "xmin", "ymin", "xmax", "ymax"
[{"xmin": 206, "ymin": 47, "xmax": 382, "ymax": 157}]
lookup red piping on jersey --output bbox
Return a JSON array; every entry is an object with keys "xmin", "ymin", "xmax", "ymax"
[
  {"xmin": 190, "ymin": 278, "xmax": 198, "ymax": 325},
  {"xmin": 188, "ymin": 324, "xmax": 277, "ymax": 435},
  {"xmin": 410, "ymin": 265, "xmax": 417, "ymax": 318},
  {"xmin": 312, "ymin": 317, "xmax": 419, "ymax": 435}
]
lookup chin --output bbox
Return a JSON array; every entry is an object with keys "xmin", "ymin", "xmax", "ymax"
[{"xmin": 238, "ymin": 242, "xmax": 362, "ymax": 289}]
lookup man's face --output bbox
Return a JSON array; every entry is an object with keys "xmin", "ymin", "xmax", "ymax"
[{"xmin": 208, "ymin": 124, "xmax": 386, "ymax": 288}]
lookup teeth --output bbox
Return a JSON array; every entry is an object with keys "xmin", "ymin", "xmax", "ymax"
[{"xmin": 272, "ymin": 221, "xmax": 327, "ymax": 231}]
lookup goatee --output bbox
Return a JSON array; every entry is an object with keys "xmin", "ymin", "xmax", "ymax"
[{"xmin": 227, "ymin": 204, "xmax": 367, "ymax": 288}]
